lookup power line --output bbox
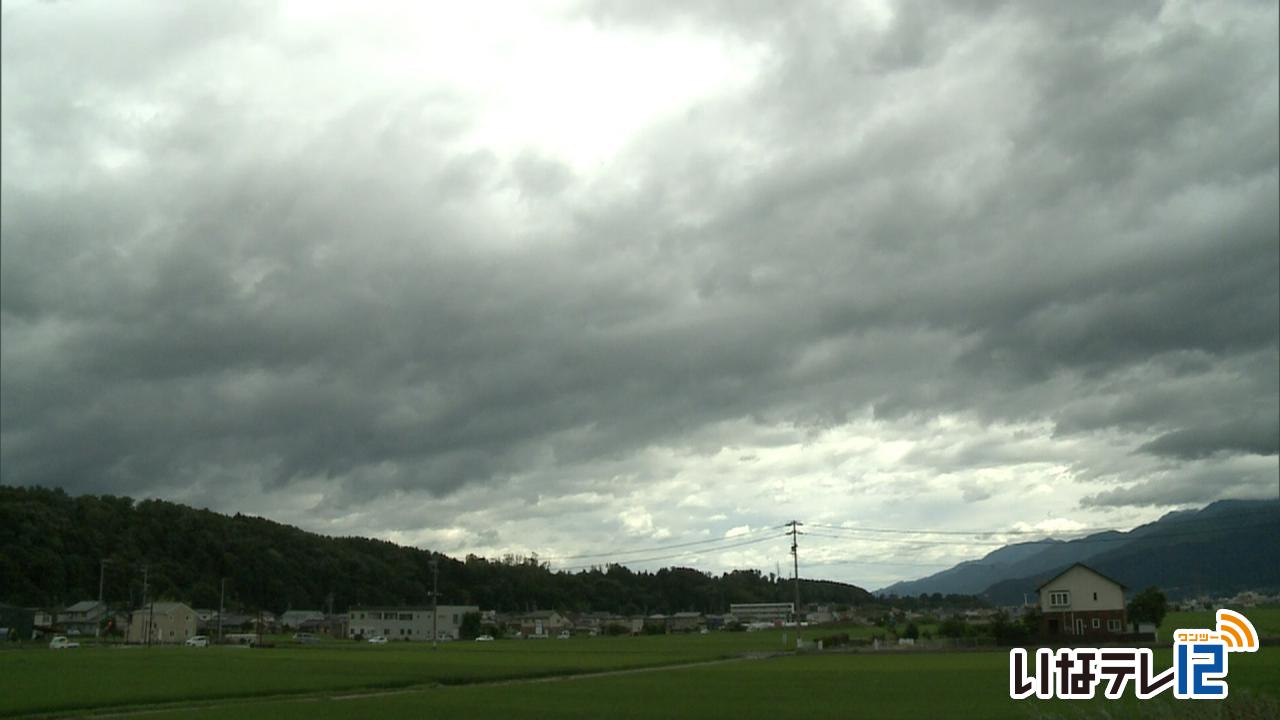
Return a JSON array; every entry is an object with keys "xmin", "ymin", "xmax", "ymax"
[
  {"xmin": 537, "ymin": 525, "xmax": 778, "ymax": 561},
  {"xmin": 805, "ymin": 522, "xmax": 1108, "ymax": 537},
  {"xmin": 801, "ymin": 531, "xmax": 1015, "ymax": 547},
  {"xmin": 555, "ymin": 532, "xmax": 788, "ymax": 573}
]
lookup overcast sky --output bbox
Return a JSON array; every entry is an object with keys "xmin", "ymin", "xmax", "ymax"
[{"xmin": 2, "ymin": 0, "xmax": 1277, "ymax": 589}]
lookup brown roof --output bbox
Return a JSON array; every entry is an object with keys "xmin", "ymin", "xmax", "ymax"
[{"xmin": 1035, "ymin": 562, "xmax": 1128, "ymax": 591}]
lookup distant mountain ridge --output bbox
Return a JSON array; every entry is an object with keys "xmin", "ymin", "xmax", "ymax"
[{"xmin": 877, "ymin": 499, "xmax": 1280, "ymax": 602}]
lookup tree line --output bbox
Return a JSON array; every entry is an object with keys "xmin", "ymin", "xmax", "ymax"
[{"xmin": 1, "ymin": 486, "xmax": 882, "ymax": 614}]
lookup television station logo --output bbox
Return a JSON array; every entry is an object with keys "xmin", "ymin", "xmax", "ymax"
[{"xmin": 1010, "ymin": 609, "xmax": 1260, "ymax": 701}]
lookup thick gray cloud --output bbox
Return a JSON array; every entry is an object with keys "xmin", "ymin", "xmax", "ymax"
[{"xmin": 2, "ymin": 0, "xmax": 1276, "ymax": 581}]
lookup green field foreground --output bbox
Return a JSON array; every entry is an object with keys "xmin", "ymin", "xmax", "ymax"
[
  {"xmin": 5, "ymin": 609, "xmax": 1277, "ymax": 718},
  {"xmin": 97, "ymin": 647, "xmax": 1280, "ymax": 720},
  {"xmin": 0, "ymin": 631, "xmax": 792, "ymax": 717},
  {"xmin": 1158, "ymin": 607, "xmax": 1280, "ymax": 640}
]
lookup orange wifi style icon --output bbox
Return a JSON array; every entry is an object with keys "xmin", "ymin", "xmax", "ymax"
[{"xmin": 1216, "ymin": 609, "xmax": 1259, "ymax": 652}]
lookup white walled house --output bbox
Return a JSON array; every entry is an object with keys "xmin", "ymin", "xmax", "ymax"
[
  {"xmin": 127, "ymin": 602, "xmax": 198, "ymax": 644},
  {"xmin": 1037, "ymin": 563, "xmax": 1128, "ymax": 638},
  {"xmin": 57, "ymin": 601, "xmax": 108, "ymax": 636},
  {"xmin": 348, "ymin": 606, "xmax": 479, "ymax": 641}
]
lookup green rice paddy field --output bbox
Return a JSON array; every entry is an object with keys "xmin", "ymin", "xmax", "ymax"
[{"xmin": 4, "ymin": 609, "xmax": 1277, "ymax": 719}]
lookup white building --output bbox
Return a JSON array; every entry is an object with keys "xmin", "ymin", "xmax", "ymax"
[
  {"xmin": 127, "ymin": 602, "xmax": 198, "ymax": 644},
  {"xmin": 348, "ymin": 605, "xmax": 479, "ymax": 641},
  {"xmin": 729, "ymin": 603, "xmax": 794, "ymax": 624}
]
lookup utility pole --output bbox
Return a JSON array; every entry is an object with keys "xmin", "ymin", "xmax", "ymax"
[
  {"xmin": 787, "ymin": 521, "xmax": 803, "ymax": 622},
  {"xmin": 430, "ymin": 556, "xmax": 439, "ymax": 650},
  {"xmin": 218, "ymin": 578, "xmax": 226, "ymax": 645},
  {"xmin": 142, "ymin": 565, "xmax": 151, "ymax": 648},
  {"xmin": 98, "ymin": 559, "xmax": 109, "ymax": 638}
]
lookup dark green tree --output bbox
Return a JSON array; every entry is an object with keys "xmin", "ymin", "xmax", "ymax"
[
  {"xmin": 1128, "ymin": 586, "xmax": 1168, "ymax": 627},
  {"xmin": 459, "ymin": 611, "xmax": 482, "ymax": 640}
]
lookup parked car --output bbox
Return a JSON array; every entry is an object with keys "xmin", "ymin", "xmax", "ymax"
[
  {"xmin": 49, "ymin": 636, "xmax": 80, "ymax": 650},
  {"xmin": 292, "ymin": 632, "xmax": 319, "ymax": 644},
  {"xmin": 185, "ymin": 635, "xmax": 209, "ymax": 647},
  {"xmin": 557, "ymin": 630, "xmax": 571, "ymax": 640},
  {"xmin": 475, "ymin": 634, "xmax": 494, "ymax": 642},
  {"xmin": 367, "ymin": 636, "xmax": 387, "ymax": 644}
]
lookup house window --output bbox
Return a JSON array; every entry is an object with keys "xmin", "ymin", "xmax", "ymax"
[
  {"xmin": 400, "ymin": 614, "xmax": 413, "ymax": 621},
  {"xmin": 1049, "ymin": 591, "xmax": 1070, "ymax": 607},
  {"xmin": 1092, "ymin": 618, "xmax": 1100, "ymax": 629},
  {"xmin": 1108, "ymin": 619, "xmax": 1121, "ymax": 632},
  {"xmin": 1093, "ymin": 593, "xmax": 1097, "ymax": 601}
]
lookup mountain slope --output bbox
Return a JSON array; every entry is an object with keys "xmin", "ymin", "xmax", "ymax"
[
  {"xmin": 981, "ymin": 500, "xmax": 1279, "ymax": 604},
  {"xmin": 878, "ymin": 499, "xmax": 1279, "ymax": 600}
]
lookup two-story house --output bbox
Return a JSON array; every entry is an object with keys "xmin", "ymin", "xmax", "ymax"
[{"xmin": 1038, "ymin": 563, "xmax": 1127, "ymax": 638}]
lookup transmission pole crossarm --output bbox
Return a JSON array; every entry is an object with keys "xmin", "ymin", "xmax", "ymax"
[{"xmin": 787, "ymin": 521, "xmax": 803, "ymax": 622}]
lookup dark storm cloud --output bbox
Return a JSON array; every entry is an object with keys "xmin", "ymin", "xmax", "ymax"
[
  {"xmin": 1, "ymin": 0, "xmax": 1277, "ymax": 519},
  {"xmin": 1139, "ymin": 415, "xmax": 1280, "ymax": 460}
]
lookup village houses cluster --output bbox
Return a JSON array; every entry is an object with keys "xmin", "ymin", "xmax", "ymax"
[{"xmin": 4, "ymin": 564, "xmax": 1275, "ymax": 647}]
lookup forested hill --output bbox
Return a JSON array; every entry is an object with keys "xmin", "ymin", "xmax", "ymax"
[{"xmin": 0, "ymin": 486, "xmax": 873, "ymax": 614}]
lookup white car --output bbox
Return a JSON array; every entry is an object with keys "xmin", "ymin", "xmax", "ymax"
[
  {"xmin": 557, "ymin": 631, "xmax": 571, "ymax": 640},
  {"xmin": 367, "ymin": 636, "xmax": 387, "ymax": 644},
  {"xmin": 49, "ymin": 636, "xmax": 80, "ymax": 649},
  {"xmin": 185, "ymin": 635, "xmax": 209, "ymax": 647},
  {"xmin": 474, "ymin": 634, "xmax": 494, "ymax": 642}
]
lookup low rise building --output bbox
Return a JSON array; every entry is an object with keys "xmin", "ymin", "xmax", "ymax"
[
  {"xmin": 58, "ymin": 601, "xmax": 108, "ymax": 636},
  {"xmin": 729, "ymin": 602, "xmax": 794, "ymax": 625},
  {"xmin": 349, "ymin": 606, "xmax": 479, "ymax": 641},
  {"xmin": 127, "ymin": 602, "xmax": 198, "ymax": 644},
  {"xmin": 280, "ymin": 610, "xmax": 326, "ymax": 629},
  {"xmin": 505, "ymin": 610, "xmax": 570, "ymax": 637},
  {"xmin": 668, "ymin": 612, "xmax": 705, "ymax": 633}
]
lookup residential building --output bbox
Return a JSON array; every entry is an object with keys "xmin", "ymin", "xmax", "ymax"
[
  {"xmin": 280, "ymin": 610, "xmax": 326, "ymax": 629},
  {"xmin": 668, "ymin": 612, "xmax": 705, "ymax": 633},
  {"xmin": 58, "ymin": 600, "xmax": 109, "ymax": 636},
  {"xmin": 127, "ymin": 602, "xmax": 198, "ymax": 644},
  {"xmin": 729, "ymin": 602, "xmax": 794, "ymax": 625},
  {"xmin": 805, "ymin": 605, "xmax": 836, "ymax": 624},
  {"xmin": 298, "ymin": 614, "xmax": 349, "ymax": 639},
  {"xmin": 348, "ymin": 606, "xmax": 479, "ymax": 641},
  {"xmin": 1037, "ymin": 563, "xmax": 1127, "ymax": 638},
  {"xmin": 505, "ymin": 610, "xmax": 570, "ymax": 637},
  {"xmin": 644, "ymin": 613, "xmax": 669, "ymax": 632},
  {"xmin": 33, "ymin": 609, "xmax": 55, "ymax": 630}
]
